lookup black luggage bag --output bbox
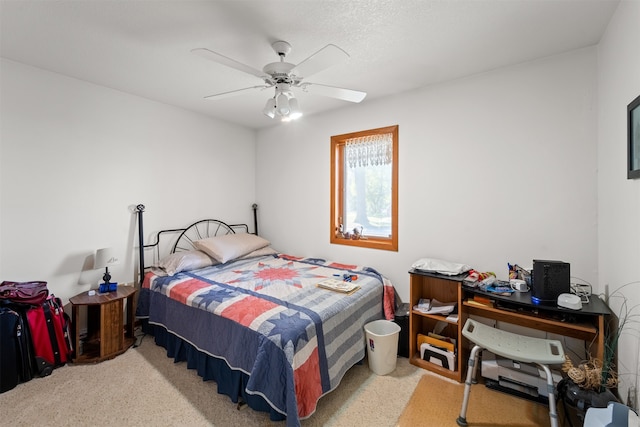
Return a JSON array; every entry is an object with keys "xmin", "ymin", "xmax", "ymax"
[{"xmin": 0, "ymin": 306, "xmax": 35, "ymax": 392}]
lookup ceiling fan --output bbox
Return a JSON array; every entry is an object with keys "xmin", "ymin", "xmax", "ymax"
[{"xmin": 191, "ymin": 41, "xmax": 367, "ymax": 121}]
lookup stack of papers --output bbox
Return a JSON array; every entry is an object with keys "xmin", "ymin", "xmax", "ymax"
[
  {"xmin": 316, "ymin": 278, "xmax": 360, "ymax": 294},
  {"xmin": 413, "ymin": 298, "xmax": 457, "ymax": 315}
]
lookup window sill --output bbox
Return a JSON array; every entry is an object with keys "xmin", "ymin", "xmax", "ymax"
[{"xmin": 330, "ymin": 235, "xmax": 398, "ymax": 251}]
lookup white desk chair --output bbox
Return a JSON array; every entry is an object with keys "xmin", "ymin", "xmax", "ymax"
[{"xmin": 456, "ymin": 319, "xmax": 566, "ymax": 427}]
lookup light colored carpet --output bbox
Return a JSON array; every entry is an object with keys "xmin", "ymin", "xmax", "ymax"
[
  {"xmin": 1, "ymin": 333, "xmax": 423, "ymax": 426},
  {"xmin": 396, "ymin": 373, "xmax": 562, "ymax": 427}
]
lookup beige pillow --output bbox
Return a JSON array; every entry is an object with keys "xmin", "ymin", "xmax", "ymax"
[
  {"xmin": 153, "ymin": 250, "xmax": 217, "ymax": 276},
  {"xmin": 194, "ymin": 233, "xmax": 270, "ymax": 263},
  {"xmin": 239, "ymin": 245, "xmax": 278, "ymax": 259}
]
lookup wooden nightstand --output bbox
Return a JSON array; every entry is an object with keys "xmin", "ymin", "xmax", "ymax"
[{"xmin": 70, "ymin": 285, "xmax": 136, "ymax": 363}]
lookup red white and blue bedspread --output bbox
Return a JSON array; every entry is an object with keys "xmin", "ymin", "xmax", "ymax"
[{"xmin": 136, "ymin": 253, "xmax": 395, "ymax": 426}]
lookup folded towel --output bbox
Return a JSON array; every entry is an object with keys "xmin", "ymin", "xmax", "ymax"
[{"xmin": 411, "ymin": 258, "xmax": 472, "ymax": 276}]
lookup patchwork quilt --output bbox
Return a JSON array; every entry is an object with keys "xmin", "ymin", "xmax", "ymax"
[{"xmin": 136, "ymin": 253, "xmax": 395, "ymax": 426}]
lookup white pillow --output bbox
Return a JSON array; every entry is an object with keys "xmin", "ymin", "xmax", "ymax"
[
  {"xmin": 411, "ymin": 258, "xmax": 472, "ymax": 276},
  {"xmin": 194, "ymin": 233, "xmax": 270, "ymax": 263},
  {"xmin": 153, "ymin": 250, "xmax": 217, "ymax": 276}
]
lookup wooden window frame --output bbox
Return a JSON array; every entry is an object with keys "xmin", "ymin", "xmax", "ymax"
[{"xmin": 330, "ymin": 125, "xmax": 398, "ymax": 251}]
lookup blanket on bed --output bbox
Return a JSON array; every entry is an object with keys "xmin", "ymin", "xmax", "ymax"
[{"xmin": 136, "ymin": 253, "xmax": 395, "ymax": 426}]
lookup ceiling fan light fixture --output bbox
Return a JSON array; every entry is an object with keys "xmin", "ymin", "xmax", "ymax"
[
  {"xmin": 263, "ymin": 98, "xmax": 276, "ymax": 118},
  {"xmin": 288, "ymin": 97, "xmax": 303, "ymax": 120},
  {"xmin": 276, "ymin": 92, "xmax": 290, "ymax": 116}
]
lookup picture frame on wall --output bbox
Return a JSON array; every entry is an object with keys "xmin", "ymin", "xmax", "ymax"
[{"xmin": 628, "ymin": 94, "xmax": 640, "ymax": 179}]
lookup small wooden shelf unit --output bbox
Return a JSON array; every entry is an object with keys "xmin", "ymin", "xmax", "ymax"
[
  {"xmin": 70, "ymin": 285, "xmax": 137, "ymax": 363},
  {"xmin": 409, "ymin": 271, "xmax": 466, "ymax": 382}
]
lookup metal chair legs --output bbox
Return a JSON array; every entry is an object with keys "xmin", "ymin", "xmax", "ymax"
[
  {"xmin": 456, "ymin": 345, "xmax": 481, "ymax": 427},
  {"xmin": 456, "ymin": 345, "xmax": 559, "ymax": 427}
]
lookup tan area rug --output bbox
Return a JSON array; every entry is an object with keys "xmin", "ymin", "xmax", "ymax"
[
  {"xmin": 396, "ymin": 373, "xmax": 558, "ymax": 427},
  {"xmin": 1, "ymin": 333, "xmax": 423, "ymax": 426}
]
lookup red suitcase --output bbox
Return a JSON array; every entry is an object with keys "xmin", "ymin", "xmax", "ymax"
[{"xmin": 26, "ymin": 295, "xmax": 73, "ymax": 376}]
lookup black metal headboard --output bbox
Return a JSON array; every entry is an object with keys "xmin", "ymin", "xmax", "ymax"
[{"xmin": 135, "ymin": 204, "xmax": 258, "ymax": 285}]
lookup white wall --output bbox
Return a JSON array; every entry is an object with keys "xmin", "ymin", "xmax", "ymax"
[
  {"xmin": 0, "ymin": 59, "xmax": 256, "ymax": 303},
  {"xmin": 597, "ymin": 0, "xmax": 640, "ymax": 402},
  {"xmin": 256, "ymin": 47, "xmax": 599, "ymax": 305}
]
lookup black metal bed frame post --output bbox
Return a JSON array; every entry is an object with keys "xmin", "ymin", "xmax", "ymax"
[
  {"xmin": 252, "ymin": 203, "xmax": 258, "ymax": 235},
  {"xmin": 136, "ymin": 204, "xmax": 145, "ymax": 286}
]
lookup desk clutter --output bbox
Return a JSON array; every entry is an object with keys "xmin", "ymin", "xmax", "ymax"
[
  {"xmin": 446, "ymin": 258, "xmax": 592, "ymax": 310},
  {"xmin": 410, "ymin": 256, "xmax": 588, "ymax": 305},
  {"xmin": 463, "ymin": 268, "xmax": 525, "ymax": 295}
]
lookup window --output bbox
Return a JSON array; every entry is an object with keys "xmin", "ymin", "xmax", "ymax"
[{"xmin": 330, "ymin": 125, "xmax": 398, "ymax": 251}]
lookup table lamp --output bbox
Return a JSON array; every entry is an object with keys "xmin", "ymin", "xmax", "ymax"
[{"xmin": 95, "ymin": 247, "xmax": 119, "ymax": 293}]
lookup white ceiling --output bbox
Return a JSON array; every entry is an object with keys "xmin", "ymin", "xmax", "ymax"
[{"xmin": 0, "ymin": 0, "xmax": 619, "ymax": 130}]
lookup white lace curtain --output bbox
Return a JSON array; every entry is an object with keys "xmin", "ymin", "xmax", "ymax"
[{"xmin": 345, "ymin": 133, "xmax": 393, "ymax": 168}]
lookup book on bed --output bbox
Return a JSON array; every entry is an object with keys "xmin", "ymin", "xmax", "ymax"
[{"xmin": 316, "ymin": 278, "xmax": 360, "ymax": 294}]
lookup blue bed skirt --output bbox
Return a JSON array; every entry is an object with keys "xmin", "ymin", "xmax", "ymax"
[{"xmin": 141, "ymin": 320, "xmax": 286, "ymax": 422}]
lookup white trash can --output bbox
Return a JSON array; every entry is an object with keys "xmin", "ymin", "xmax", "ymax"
[{"xmin": 364, "ymin": 319, "xmax": 402, "ymax": 375}]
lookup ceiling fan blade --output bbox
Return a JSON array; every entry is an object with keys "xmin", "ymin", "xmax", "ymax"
[
  {"xmin": 292, "ymin": 44, "xmax": 349, "ymax": 79},
  {"xmin": 204, "ymin": 85, "xmax": 271, "ymax": 100},
  {"xmin": 192, "ymin": 48, "xmax": 266, "ymax": 79},
  {"xmin": 300, "ymin": 83, "xmax": 367, "ymax": 103}
]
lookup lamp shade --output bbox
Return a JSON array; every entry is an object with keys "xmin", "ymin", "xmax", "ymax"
[
  {"xmin": 263, "ymin": 98, "xmax": 276, "ymax": 118},
  {"xmin": 276, "ymin": 92, "xmax": 290, "ymax": 115},
  {"xmin": 94, "ymin": 248, "xmax": 119, "ymax": 269},
  {"xmin": 288, "ymin": 98, "xmax": 302, "ymax": 120}
]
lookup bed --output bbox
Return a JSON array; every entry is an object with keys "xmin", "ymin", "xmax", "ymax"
[{"xmin": 134, "ymin": 205, "xmax": 395, "ymax": 426}]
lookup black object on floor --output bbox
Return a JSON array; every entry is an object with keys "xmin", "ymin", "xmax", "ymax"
[{"xmin": 394, "ymin": 303, "xmax": 409, "ymax": 358}]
